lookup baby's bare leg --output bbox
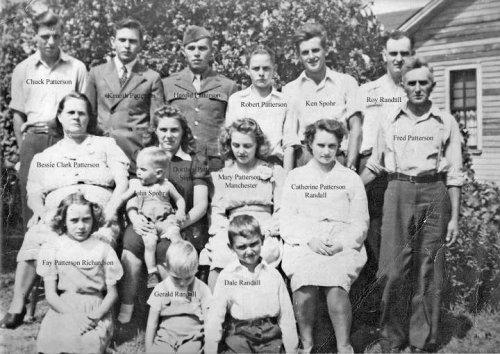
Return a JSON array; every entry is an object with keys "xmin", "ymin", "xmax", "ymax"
[{"xmin": 143, "ymin": 233, "xmax": 158, "ymax": 274}]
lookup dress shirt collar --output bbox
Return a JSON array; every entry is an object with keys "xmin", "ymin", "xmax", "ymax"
[
  {"xmin": 239, "ymin": 85, "xmax": 282, "ymax": 102},
  {"xmin": 392, "ymin": 101, "xmax": 444, "ymax": 124},
  {"xmin": 113, "ymin": 56, "xmax": 137, "ymax": 76},
  {"xmin": 33, "ymin": 49, "xmax": 69, "ymax": 68},
  {"xmin": 174, "ymin": 148, "xmax": 192, "ymax": 161},
  {"xmin": 226, "ymin": 258, "xmax": 267, "ymax": 276},
  {"xmin": 299, "ymin": 67, "xmax": 337, "ymax": 86}
]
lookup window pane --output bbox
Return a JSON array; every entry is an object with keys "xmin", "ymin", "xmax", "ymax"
[
  {"xmin": 465, "ymin": 80, "xmax": 476, "ymax": 89},
  {"xmin": 453, "ymin": 98, "xmax": 463, "ymax": 108},
  {"xmin": 450, "ymin": 69, "xmax": 478, "ymax": 147},
  {"xmin": 465, "ymin": 97, "xmax": 476, "ymax": 107}
]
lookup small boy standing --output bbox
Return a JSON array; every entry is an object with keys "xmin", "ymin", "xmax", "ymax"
[
  {"xmin": 145, "ymin": 240, "xmax": 212, "ymax": 353},
  {"xmin": 121, "ymin": 147, "xmax": 186, "ymax": 288},
  {"xmin": 205, "ymin": 215, "xmax": 298, "ymax": 353}
]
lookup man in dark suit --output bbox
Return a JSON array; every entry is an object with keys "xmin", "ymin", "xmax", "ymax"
[
  {"xmin": 162, "ymin": 25, "xmax": 238, "ymax": 171},
  {"xmin": 85, "ymin": 18, "xmax": 164, "ymax": 173}
]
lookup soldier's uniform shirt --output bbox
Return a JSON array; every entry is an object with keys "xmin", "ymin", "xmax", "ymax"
[{"xmin": 163, "ymin": 67, "xmax": 238, "ymax": 169}]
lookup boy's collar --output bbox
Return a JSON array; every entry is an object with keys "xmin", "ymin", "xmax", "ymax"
[{"xmin": 231, "ymin": 257, "xmax": 266, "ymax": 273}]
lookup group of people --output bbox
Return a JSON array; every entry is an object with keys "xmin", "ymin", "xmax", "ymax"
[{"xmin": 1, "ymin": 8, "xmax": 463, "ymax": 354}]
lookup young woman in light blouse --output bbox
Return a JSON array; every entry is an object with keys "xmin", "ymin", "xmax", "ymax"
[
  {"xmin": 203, "ymin": 118, "xmax": 285, "ymax": 290},
  {"xmin": 280, "ymin": 119, "xmax": 369, "ymax": 354}
]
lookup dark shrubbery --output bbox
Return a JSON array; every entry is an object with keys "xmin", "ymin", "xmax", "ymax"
[{"xmin": 445, "ymin": 180, "xmax": 500, "ymax": 312}]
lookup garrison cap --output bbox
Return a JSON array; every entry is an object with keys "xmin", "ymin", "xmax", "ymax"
[{"xmin": 183, "ymin": 25, "xmax": 211, "ymax": 46}]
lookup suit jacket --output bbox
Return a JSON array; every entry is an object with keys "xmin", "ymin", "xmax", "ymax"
[
  {"xmin": 85, "ymin": 60, "xmax": 164, "ymax": 172},
  {"xmin": 162, "ymin": 67, "xmax": 237, "ymax": 159}
]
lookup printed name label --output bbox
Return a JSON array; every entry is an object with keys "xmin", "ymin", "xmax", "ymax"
[
  {"xmin": 291, "ymin": 183, "xmax": 346, "ymax": 199},
  {"xmin": 393, "ymin": 135, "xmax": 434, "ymax": 141},
  {"xmin": 366, "ymin": 96, "xmax": 402, "ymax": 104},
  {"xmin": 305, "ymin": 100, "xmax": 336, "ymax": 107},
  {"xmin": 36, "ymin": 161, "xmax": 101, "ymax": 168},
  {"xmin": 224, "ymin": 279, "xmax": 261, "ymax": 286},
  {"xmin": 240, "ymin": 102, "xmax": 287, "ymax": 108}
]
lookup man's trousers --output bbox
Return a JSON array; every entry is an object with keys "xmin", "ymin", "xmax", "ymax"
[{"xmin": 378, "ymin": 179, "xmax": 451, "ymax": 351}]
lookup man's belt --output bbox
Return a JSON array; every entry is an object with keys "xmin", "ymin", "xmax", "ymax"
[
  {"xmin": 388, "ymin": 172, "xmax": 446, "ymax": 184},
  {"xmin": 228, "ymin": 315, "xmax": 278, "ymax": 327}
]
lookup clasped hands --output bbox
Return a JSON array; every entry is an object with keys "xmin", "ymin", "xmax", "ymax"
[
  {"xmin": 72, "ymin": 311, "xmax": 100, "ymax": 335},
  {"xmin": 307, "ymin": 237, "xmax": 342, "ymax": 256}
]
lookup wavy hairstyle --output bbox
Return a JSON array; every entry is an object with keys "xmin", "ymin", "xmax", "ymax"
[
  {"xmin": 219, "ymin": 118, "xmax": 270, "ymax": 161},
  {"xmin": 303, "ymin": 119, "xmax": 346, "ymax": 153},
  {"xmin": 293, "ymin": 23, "xmax": 328, "ymax": 51},
  {"xmin": 51, "ymin": 192, "xmax": 103, "ymax": 236},
  {"xmin": 150, "ymin": 105, "xmax": 197, "ymax": 154},
  {"xmin": 55, "ymin": 92, "xmax": 99, "ymax": 136}
]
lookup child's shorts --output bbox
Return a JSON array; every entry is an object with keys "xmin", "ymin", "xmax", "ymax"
[{"xmin": 223, "ymin": 316, "xmax": 284, "ymax": 353}]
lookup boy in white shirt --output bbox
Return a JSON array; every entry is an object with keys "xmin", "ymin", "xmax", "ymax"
[{"xmin": 205, "ymin": 215, "xmax": 298, "ymax": 353}]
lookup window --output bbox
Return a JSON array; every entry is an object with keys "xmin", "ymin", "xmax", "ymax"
[{"xmin": 450, "ymin": 69, "xmax": 478, "ymax": 147}]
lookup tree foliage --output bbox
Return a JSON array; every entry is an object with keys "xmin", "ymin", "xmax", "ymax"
[{"xmin": 0, "ymin": 0, "xmax": 384, "ymax": 166}]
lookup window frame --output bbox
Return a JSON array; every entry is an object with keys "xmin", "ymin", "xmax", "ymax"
[{"xmin": 445, "ymin": 64, "xmax": 483, "ymax": 152}]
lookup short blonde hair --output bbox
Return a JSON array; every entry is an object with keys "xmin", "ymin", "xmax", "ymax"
[
  {"xmin": 137, "ymin": 146, "xmax": 169, "ymax": 170},
  {"xmin": 165, "ymin": 240, "xmax": 198, "ymax": 276}
]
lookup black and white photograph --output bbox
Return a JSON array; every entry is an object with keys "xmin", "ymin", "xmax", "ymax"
[{"xmin": 1, "ymin": 0, "xmax": 499, "ymax": 352}]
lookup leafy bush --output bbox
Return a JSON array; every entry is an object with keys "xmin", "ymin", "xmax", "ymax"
[{"xmin": 444, "ymin": 123, "xmax": 500, "ymax": 311}]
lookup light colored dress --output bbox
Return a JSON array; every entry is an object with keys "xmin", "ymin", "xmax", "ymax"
[
  {"xmin": 147, "ymin": 277, "xmax": 211, "ymax": 353},
  {"xmin": 17, "ymin": 135, "xmax": 129, "ymax": 261},
  {"xmin": 203, "ymin": 160, "xmax": 284, "ymax": 268},
  {"xmin": 280, "ymin": 161, "xmax": 369, "ymax": 292},
  {"xmin": 36, "ymin": 235, "xmax": 123, "ymax": 354}
]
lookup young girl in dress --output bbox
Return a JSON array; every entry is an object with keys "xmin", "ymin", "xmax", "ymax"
[
  {"xmin": 36, "ymin": 192, "xmax": 123, "ymax": 354},
  {"xmin": 145, "ymin": 240, "xmax": 211, "ymax": 353}
]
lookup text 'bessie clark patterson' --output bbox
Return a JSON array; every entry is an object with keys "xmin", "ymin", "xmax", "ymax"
[{"xmin": 36, "ymin": 161, "xmax": 100, "ymax": 168}]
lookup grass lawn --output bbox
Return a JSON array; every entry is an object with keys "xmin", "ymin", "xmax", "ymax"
[{"xmin": 1, "ymin": 271, "xmax": 499, "ymax": 353}]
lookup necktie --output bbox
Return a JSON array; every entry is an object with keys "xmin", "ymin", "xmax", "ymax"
[
  {"xmin": 120, "ymin": 65, "xmax": 128, "ymax": 87},
  {"xmin": 193, "ymin": 74, "xmax": 201, "ymax": 92}
]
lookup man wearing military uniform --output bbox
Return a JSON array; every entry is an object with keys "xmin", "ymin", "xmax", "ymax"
[
  {"xmin": 162, "ymin": 25, "xmax": 238, "ymax": 172},
  {"xmin": 353, "ymin": 31, "xmax": 412, "ymax": 320},
  {"xmin": 361, "ymin": 57, "xmax": 463, "ymax": 352}
]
